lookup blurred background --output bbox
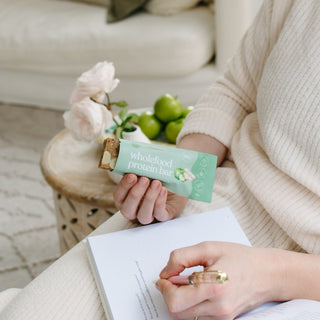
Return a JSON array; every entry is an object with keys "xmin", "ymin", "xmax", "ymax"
[{"xmin": 0, "ymin": 0, "xmax": 262, "ymax": 291}]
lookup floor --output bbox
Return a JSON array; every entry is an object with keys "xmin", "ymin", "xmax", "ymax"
[{"xmin": 0, "ymin": 103, "xmax": 65, "ymax": 291}]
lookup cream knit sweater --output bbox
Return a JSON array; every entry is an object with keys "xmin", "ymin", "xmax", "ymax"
[
  {"xmin": 179, "ymin": 0, "xmax": 320, "ymax": 254},
  {"xmin": 1, "ymin": 1, "xmax": 320, "ymax": 319}
]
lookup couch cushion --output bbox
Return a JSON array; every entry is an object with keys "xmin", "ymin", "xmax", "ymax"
[
  {"xmin": 0, "ymin": 0, "xmax": 214, "ymax": 77},
  {"xmin": 145, "ymin": 0, "xmax": 201, "ymax": 16}
]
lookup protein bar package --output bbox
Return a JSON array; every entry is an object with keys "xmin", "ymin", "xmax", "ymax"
[{"xmin": 99, "ymin": 138, "xmax": 217, "ymax": 203}]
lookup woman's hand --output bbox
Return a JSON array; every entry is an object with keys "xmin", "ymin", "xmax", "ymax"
[
  {"xmin": 113, "ymin": 133, "xmax": 227, "ymax": 225},
  {"xmin": 156, "ymin": 242, "xmax": 284, "ymax": 320},
  {"xmin": 113, "ymin": 173, "xmax": 187, "ymax": 224}
]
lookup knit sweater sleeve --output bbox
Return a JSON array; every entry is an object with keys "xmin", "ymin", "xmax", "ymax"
[{"xmin": 177, "ymin": 0, "xmax": 293, "ymax": 149}]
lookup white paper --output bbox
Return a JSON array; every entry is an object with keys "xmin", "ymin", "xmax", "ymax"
[
  {"xmin": 86, "ymin": 207, "xmax": 251, "ymax": 320},
  {"xmin": 239, "ymin": 299, "xmax": 320, "ymax": 320},
  {"xmin": 85, "ymin": 207, "xmax": 320, "ymax": 319}
]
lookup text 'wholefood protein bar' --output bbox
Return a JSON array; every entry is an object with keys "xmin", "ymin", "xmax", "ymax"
[{"xmin": 99, "ymin": 138, "xmax": 217, "ymax": 203}]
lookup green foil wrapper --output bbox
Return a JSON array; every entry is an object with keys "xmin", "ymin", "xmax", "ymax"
[{"xmin": 113, "ymin": 139, "xmax": 217, "ymax": 203}]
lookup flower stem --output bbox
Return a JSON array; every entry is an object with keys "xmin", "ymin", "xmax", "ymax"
[
  {"xmin": 105, "ymin": 93, "xmax": 112, "ymax": 110},
  {"xmin": 90, "ymin": 93, "xmax": 131, "ymax": 133},
  {"xmin": 89, "ymin": 97, "xmax": 107, "ymax": 108},
  {"xmin": 113, "ymin": 117, "xmax": 121, "ymax": 127}
]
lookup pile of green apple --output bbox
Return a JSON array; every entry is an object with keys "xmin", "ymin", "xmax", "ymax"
[{"xmin": 138, "ymin": 94, "xmax": 194, "ymax": 144}]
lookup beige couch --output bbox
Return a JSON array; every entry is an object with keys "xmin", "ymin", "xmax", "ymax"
[{"xmin": 0, "ymin": 0, "xmax": 260, "ymax": 111}]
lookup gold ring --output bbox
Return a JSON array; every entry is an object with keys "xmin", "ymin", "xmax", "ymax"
[{"xmin": 194, "ymin": 317, "xmax": 199, "ymax": 320}]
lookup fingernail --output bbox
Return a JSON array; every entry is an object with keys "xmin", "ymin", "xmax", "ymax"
[
  {"xmin": 126, "ymin": 174, "xmax": 134, "ymax": 183},
  {"xmin": 139, "ymin": 177, "xmax": 149, "ymax": 186},
  {"xmin": 160, "ymin": 187, "xmax": 167, "ymax": 197},
  {"xmin": 151, "ymin": 180, "xmax": 160, "ymax": 190}
]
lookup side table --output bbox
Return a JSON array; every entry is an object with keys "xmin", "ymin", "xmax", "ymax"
[{"xmin": 41, "ymin": 129, "xmax": 118, "ymax": 253}]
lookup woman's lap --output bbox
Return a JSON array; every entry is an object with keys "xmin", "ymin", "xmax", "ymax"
[{"xmin": 1, "ymin": 163, "xmax": 293, "ymax": 319}]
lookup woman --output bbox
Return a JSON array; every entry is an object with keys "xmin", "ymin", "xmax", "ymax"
[
  {"xmin": 1, "ymin": 1, "xmax": 319, "ymax": 319},
  {"xmin": 113, "ymin": 0, "xmax": 320, "ymax": 318}
]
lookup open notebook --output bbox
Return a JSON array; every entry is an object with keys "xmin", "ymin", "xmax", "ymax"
[{"xmin": 85, "ymin": 207, "xmax": 320, "ymax": 320}]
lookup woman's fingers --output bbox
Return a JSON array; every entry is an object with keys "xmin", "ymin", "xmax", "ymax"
[
  {"xmin": 154, "ymin": 191, "xmax": 187, "ymax": 222},
  {"xmin": 157, "ymin": 279, "xmax": 200, "ymax": 313},
  {"xmin": 167, "ymin": 298, "xmax": 233, "ymax": 320},
  {"xmin": 157, "ymin": 243, "xmax": 274, "ymax": 320},
  {"xmin": 160, "ymin": 242, "xmax": 222, "ymax": 279},
  {"xmin": 153, "ymin": 187, "xmax": 169, "ymax": 221},
  {"xmin": 114, "ymin": 175, "xmax": 168, "ymax": 223},
  {"xmin": 114, "ymin": 176, "xmax": 187, "ymax": 225},
  {"xmin": 157, "ymin": 279, "xmax": 226, "ymax": 316},
  {"xmin": 136, "ymin": 180, "xmax": 162, "ymax": 224},
  {"xmin": 114, "ymin": 175, "xmax": 150, "ymax": 220},
  {"xmin": 113, "ymin": 173, "xmax": 138, "ymax": 209}
]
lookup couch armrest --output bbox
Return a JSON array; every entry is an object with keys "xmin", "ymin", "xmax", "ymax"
[{"xmin": 215, "ymin": 0, "xmax": 263, "ymax": 71}]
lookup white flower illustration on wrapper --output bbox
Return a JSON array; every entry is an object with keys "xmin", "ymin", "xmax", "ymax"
[
  {"xmin": 70, "ymin": 61, "xmax": 119, "ymax": 104},
  {"xmin": 63, "ymin": 97, "xmax": 113, "ymax": 142},
  {"xmin": 174, "ymin": 168, "xmax": 196, "ymax": 182}
]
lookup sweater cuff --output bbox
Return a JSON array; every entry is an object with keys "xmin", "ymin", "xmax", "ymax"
[{"xmin": 177, "ymin": 107, "xmax": 242, "ymax": 149}]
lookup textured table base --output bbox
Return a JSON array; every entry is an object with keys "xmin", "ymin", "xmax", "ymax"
[{"xmin": 53, "ymin": 191, "xmax": 117, "ymax": 253}]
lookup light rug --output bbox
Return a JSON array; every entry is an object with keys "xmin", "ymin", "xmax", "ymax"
[{"xmin": 0, "ymin": 103, "xmax": 64, "ymax": 291}]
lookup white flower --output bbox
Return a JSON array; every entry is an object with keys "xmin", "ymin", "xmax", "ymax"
[
  {"xmin": 70, "ymin": 61, "xmax": 120, "ymax": 104},
  {"xmin": 63, "ymin": 97, "xmax": 113, "ymax": 142}
]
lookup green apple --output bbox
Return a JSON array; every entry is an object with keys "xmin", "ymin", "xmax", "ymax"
[
  {"xmin": 154, "ymin": 94, "xmax": 183, "ymax": 123},
  {"xmin": 165, "ymin": 118, "xmax": 184, "ymax": 144},
  {"xmin": 181, "ymin": 105, "xmax": 194, "ymax": 118},
  {"xmin": 138, "ymin": 111, "xmax": 162, "ymax": 140}
]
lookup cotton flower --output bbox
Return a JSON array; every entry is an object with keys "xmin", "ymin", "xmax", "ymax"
[
  {"xmin": 70, "ymin": 61, "xmax": 120, "ymax": 104},
  {"xmin": 63, "ymin": 97, "xmax": 113, "ymax": 142}
]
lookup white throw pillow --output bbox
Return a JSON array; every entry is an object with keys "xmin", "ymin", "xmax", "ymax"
[{"xmin": 144, "ymin": 0, "xmax": 201, "ymax": 16}]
